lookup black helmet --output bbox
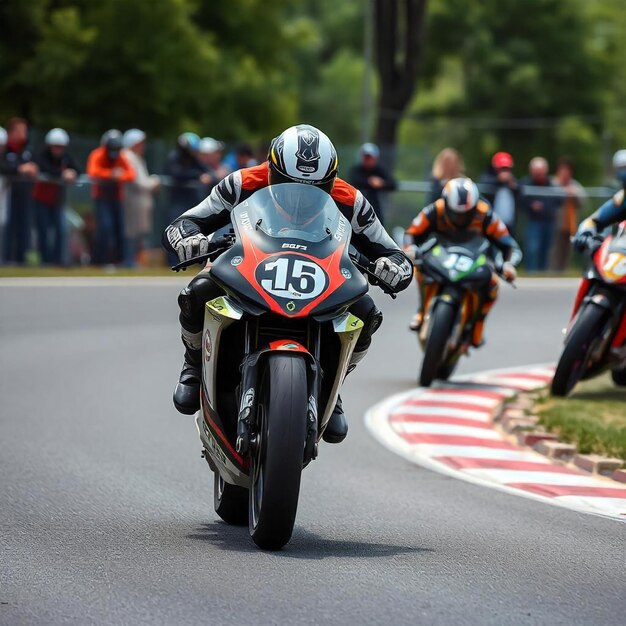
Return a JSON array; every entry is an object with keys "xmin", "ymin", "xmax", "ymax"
[
  {"xmin": 268, "ymin": 124, "xmax": 338, "ymax": 194},
  {"xmin": 101, "ymin": 129, "xmax": 123, "ymax": 159}
]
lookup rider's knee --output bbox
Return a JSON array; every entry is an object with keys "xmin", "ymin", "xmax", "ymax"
[
  {"xmin": 352, "ymin": 295, "xmax": 383, "ymax": 351},
  {"xmin": 178, "ymin": 274, "xmax": 220, "ymax": 330}
]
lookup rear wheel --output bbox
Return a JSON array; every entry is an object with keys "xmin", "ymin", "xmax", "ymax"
[
  {"xmin": 551, "ymin": 304, "xmax": 609, "ymax": 397},
  {"xmin": 214, "ymin": 473, "xmax": 248, "ymax": 526},
  {"xmin": 249, "ymin": 354, "xmax": 308, "ymax": 550},
  {"xmin": 420, "ymin": 301, "xmax": 456, "ymax": 387}
]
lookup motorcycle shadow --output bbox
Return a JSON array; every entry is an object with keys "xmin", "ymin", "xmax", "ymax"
[{"xmin": 187, "ymin": 521, "xmax": 431, "ymax": 560}]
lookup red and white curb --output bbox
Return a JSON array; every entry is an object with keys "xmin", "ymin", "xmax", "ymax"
[{"xmin": 366, "ymin": 365, "xmax": 626, "ymax": 521}]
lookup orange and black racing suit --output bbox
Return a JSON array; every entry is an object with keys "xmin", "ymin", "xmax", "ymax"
[{"xmin": 406, "ymin": 198, "xmax": 522, "ymax": 345}]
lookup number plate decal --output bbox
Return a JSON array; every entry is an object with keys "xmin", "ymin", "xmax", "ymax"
[{"xmin": 255, "ymin": 254, "xmax": 329, "ymax": 302}]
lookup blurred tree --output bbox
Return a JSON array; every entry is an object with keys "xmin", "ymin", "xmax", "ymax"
[
  {"xmin": 374, "ymin": 0, "xmax": 428, "ymax": 151},
  {"xmin": 401, "ymin": 0, "xmax": 610, "ymax": 180}
]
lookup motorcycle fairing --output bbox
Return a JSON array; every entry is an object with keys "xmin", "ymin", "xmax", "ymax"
[{"xmin": 210, "ymin": 198, "xmax": 368, "ymax": 318}]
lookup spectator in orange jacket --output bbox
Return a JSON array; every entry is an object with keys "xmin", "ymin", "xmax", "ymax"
[{"xmin": 87, "ymin": 129, "xmax": 135, "ymax": 264}]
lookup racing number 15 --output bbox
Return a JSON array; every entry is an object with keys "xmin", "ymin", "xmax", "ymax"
[{"xmin": 260, "ymin": 257, "xmax": 326, "ymax": 299}]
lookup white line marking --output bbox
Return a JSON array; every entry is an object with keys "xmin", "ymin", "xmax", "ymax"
[
  {"xmin": 463, "ymin": 469, "xmax": 620, "ymax": 487},
  {"xmin": 392, "ymin": 423, "xmax": 501, "ymax": 438},
  {"xmin": 391, "ymin": 406, "xmax": 491, "ymax": 419}
]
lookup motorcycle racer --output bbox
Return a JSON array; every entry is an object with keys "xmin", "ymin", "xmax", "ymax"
[
  {"xmin": 573, "ymin": 149, "xmax": 626, "ymax": 251},
  {"xmin": 405, "ymin": 177, "xmax": 522, "ymax": 347},
  {"xmin": 162, "ymin": 124, "xmax": 413, "ymax": 443}
]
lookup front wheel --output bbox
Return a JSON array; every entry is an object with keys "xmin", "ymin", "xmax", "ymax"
[
  {"xmin": 611, "ymin": 367, "xmax": 626, "ymax": 387},
  {"xmin": 249, "ymin": 354, "xmax": 309, "ymax": 550},
  {"xmin": 551, "ymin": 303, "xmax": 609, "ymax": 397},
  {"xmin": 420, "ymin": 300, "xmax": 456, "ymax": 387}
]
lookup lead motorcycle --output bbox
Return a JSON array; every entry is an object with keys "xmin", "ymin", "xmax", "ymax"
[
  {"xmin": 172, "ymin": 183, "xmax": 391, "ymax": 550},
  {"xmin": 413, "ymin": 234, "xmax": 512, "ymax": 387},
  {"xmin": 551, "ymin": 222, "xmax": 626, "ymax": 396}
]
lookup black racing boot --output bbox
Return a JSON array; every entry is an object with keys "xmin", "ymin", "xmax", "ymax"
[
  {"xmin": 173, "ymin": 348, "xmax": 202, "ymax": 415},
  {"xmin": 323, "ymin": 395, "xmax": 348, "ymax": 444}
]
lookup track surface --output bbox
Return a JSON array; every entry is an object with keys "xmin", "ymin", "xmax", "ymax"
[{"xmin": 1, "ymin": 278, "xmax": 625, "ymax": 625}]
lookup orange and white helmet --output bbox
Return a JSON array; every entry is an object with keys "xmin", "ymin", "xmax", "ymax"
[{"xmin": 442, "ymin": 177, "xmax": 480, "ymax": 226}]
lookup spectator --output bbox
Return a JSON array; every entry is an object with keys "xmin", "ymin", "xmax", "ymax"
[
  {"xmin": 0, "ymin": 127, "xmax": 7, "ymax": 261},
  {"xmin": 479, "ymin": 152, "xmax": 520, "ymax": 236},
  {"xmin": 87, "ymin": 129, "xmax": 135, "ymax": 265},
  {"xmin": 0, "ymin": 118, "xmax": 38, "ymax": 264},
  {"xmin": 551, "ymin": 157, "xmax": 586, "ymax": 272},
  {"xmin": 122, "ymin": 129, "xmax": 160, "ymax": 267},
  {"xmin": 199, "ymin": 137, "xmax": 229, "ymax": 182},
  {"xmin": 429, "ymin": 148, "xmax": 463, "ymax": 204},
  {"xmin": 521, "ymin": 157, "xmax": 560, "ymax": 272},
  {"xmin": 223, "ymin": 143, "xmax": 257, "ymax": 172},
  {"xmin": 348, "ymin": 142, "xmax": 397, "ymax": 226},
  {"xmin": 32, "ymin": 128, "xmax": 79, "ymax": 265},
  {"xmin": 165, "ymin": 132, "xmax": 211, "ymax": 220}
]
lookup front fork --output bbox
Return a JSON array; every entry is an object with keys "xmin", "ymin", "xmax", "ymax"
[{"xmin": 235, "ymin": 312, "xmax": 363, "ymax": 467}]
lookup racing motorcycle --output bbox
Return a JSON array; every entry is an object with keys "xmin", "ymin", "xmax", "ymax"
[
  {"xmin": 413, "ymin": 234, "xmax": 512, "ymax": 387},
  {"xmin": 172, "ymin": 183, "xmax": 391, "ymax": 550},
  {"xmin": 551, "ymin": 222, "xmax": 626, "ymax": 396}
]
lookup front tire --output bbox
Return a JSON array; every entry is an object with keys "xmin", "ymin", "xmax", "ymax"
[
  {"xmin": 420, "ymin": 301, "xmax": 456, "ymax": 387},
  {"xmin": 551, "ymin": 303, "xmax": 608, "ymax": 397},
  {"xmin": 214, "ymin": 473, "xmax": 248, "ymax": 526},
  {"xmin": 611, "ymin": 367, "xmax": 626, "ymax": 387},
  {"xmin": 249, "ymin": 354, "xmax": 308, "ymax": 550}
]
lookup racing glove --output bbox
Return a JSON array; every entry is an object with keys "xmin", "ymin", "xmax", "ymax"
[
  {"xmin": 165, "ymin": 220, "xmax": 210, "ymax": 262},
  {"xmin": 372, "ymin": 253, "xmax": 413, "ymax": 292},
  {"xmin": 572, "ymin": 220, "xmax": 597, "ymax": 253},
  {"xmin": 501, "ymin": 261, "xmax": 517, "ymax": 283}
]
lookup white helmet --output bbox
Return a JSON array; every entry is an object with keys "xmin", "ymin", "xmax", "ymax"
[
  {"xmin": 612, "ymin": 149, "xmax": 626, "ymax": 169},
  {"xmin": 268, "ymin": 124, "xmax": 338, "ymax": 193},
  {"xmin": 123, "ymin": 128, "xmax": 146, "ymax": 149},
  {"xmin": 45, "ymin": 128, "xmax": 69, "ymax": 146},
  {"xmin": 199, "ymin": 137, "xmax": 221, "ymax": 154},
  {"xmin": 0, "ymin": 127, "xmax": 7, "ymax": 146},
  {"xmin": 442, "ymin": 177, "xmax": 480, "ymax": 226}
]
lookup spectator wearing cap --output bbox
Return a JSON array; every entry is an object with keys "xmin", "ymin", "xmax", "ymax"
[
  {"xmin": 122, "ymin": 129, "xmax": 160, "ymax": 267},
  {"xmin": 165, "ymin": 133, "xmax": 211, "ymax": 232},
  {"xmin": 551, "ymin": 157, "xmax": 586, "ymax": 272},
  {"xmin": 520, "ymin": 157, "xmax": 560, "ymax": 272},
  {"xmin": 428, "ymin": 148, "xmax": 463, "ymax": 204},
  {"xmin": 223, "ymin": 143, "xmax": 257, "ymax": 173},
  {"xmin": 199, "ymin": 137, "xmax": 230, "ymax": 183},
  {"xmin": 0, "ymin": 127, "xmax": 7, "ymax": 261},
  {"xmin": 32, "ymin": 128, "xmax": 79, "ymax": 265},
  {"xmin": 0, "ymin": 117, "xmax": 39, "ymax": 264},
  {"xmin": 348, "ymin": 143, "xmax": 397, "ymax": 226},
  {"xmin": 87, "ymin": 129, "xmax": 136, "ymax": 265},
  {"xmin": 479, "ymin": 151, "xmax": 520, "ymax": 236}
]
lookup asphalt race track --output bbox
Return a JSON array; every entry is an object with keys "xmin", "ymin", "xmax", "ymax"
[{"xmin": 1, "ymin": 277, "xmax": 624, "ymax": 625}]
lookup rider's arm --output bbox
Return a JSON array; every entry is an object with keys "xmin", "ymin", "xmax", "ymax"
[
  {"xmin": 161, "ymin": 171, "xmax": 240, "ymax": 253},
  {"xmin": 405, "ymin": 204, "xmax": 437, "ymax": 246},
  {"xmin": 346, "ymin": 189, "xmax": 413, "ymax": 290},
  {"xmin": 484, "ymin": 210, "xmax": 523, "ymax": 265},
  {"xmin": 582, "ymin": 190, "xmax": 626, "ymax": 231}
]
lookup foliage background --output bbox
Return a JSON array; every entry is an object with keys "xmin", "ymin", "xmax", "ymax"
[{"xmin": 1, "ymin": 0, "xmax": 625, "ymax": 183}]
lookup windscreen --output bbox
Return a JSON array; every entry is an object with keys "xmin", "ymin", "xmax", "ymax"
[{"xmin": 236, "ymin": 183, "xmax": 341, "ymax": 243}]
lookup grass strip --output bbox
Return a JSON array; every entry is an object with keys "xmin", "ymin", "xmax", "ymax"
[{"xmin": 535, "ymin": 373, "xmax": 626, "ymax": 461}]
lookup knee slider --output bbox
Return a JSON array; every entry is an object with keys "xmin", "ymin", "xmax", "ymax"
[{"xmin": 178, "ymin": 286, "xmax": 196, "ymax": 321}]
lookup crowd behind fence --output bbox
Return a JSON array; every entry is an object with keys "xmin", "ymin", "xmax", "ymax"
[{"xmin": 0, "ymin": 119, "xmax": 621, "ymax": 272}]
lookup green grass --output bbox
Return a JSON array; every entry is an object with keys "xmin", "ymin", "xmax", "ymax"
[{"xmin": 536, "ymin": 373, "xmax": 626, "ymax": 460}]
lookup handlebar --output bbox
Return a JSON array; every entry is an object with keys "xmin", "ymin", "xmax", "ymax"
[
  {"xmin": 348, "ymin": 248, "xmax": 397, "ymax": 299},
  {"xmin": 170, "ymin": 235, "xmax": 235, "ymax": 272}
]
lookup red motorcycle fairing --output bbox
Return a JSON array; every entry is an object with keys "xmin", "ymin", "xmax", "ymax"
[{"xmin": 234, "ymin": 231, "xmax": 348, "ymax": 318}]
